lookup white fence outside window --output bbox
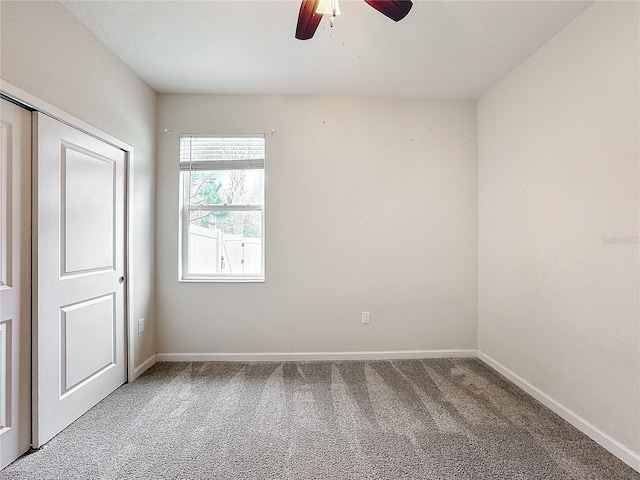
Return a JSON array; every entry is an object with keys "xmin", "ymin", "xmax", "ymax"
[{"xmin": 188, "ymin": 224, "xmax": 262, "ymax": 275}]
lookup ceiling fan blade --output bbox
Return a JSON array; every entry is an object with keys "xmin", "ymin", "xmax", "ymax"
[
  {"xmin": 363, "ymin": 0, "xmax": 413, "ymax": 22},
  {"xmin": 295, "ymin": 0, "xmax": 323, "ymax": 40}
]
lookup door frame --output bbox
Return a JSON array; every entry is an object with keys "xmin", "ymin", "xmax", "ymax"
[{"xmin": 0, "ymin": 82, "xmax": 136, "ymax": 393}]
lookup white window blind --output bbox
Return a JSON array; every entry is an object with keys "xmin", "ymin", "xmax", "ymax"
[{"xmin": 180, "ymin": 136, "xmax": 265, "ymax": 170}]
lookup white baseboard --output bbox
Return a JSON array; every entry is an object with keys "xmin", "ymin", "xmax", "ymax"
[
  {"xmin": 477, "ymin": 351, "xmax": 640, "ymax": 473},
  {"xmin": 131, "ymin": 353, "xmax": 157, "ymax": 381},
  {"xmin": 153, "ymin": 348, "xmax": 638, "ymax": 472},
  {"xmin": 156, "ymin": 349, "xmax": 477, "ymax": 363}
]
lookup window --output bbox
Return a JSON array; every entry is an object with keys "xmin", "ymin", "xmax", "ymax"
[{"xmin": 179, "ymin": 135, "xmax": 265, "ymax": 282}]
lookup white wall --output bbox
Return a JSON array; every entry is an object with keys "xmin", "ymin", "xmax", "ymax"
[
  {"xmin": 0, "ymin": 1, "xmax": 157, "ymax": 371},
  {"xmin": 157, "ymin": 94, "xmax": 477, "ymax": 355},
  {"xmin": 478, "ymin": 0, "xmax": 639, "ymax": 462}
]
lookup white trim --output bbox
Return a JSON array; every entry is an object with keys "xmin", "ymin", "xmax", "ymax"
[
  {"xmin": 178, "ymin": 133, "xmax": 266, "ymax": 284},
  {"xmin": 125, "ymin": 147, "xmax": 135, "ymax": 383},
  {"xmin": 179, "ymin": 277, "xmax": 265, "ymax": 283},
  {"xmin": 156, "ymin": 349, "xmax": 477, "ymax": 362},
  {"xmin": 478, "ymin": 351, "xmax": 640, "ymax": 473},
  {"xmin": 1, "ymin": 81, "xmax": 132, "ymax": 152},
  {"xmin": 132, "ymin": 354, "xmax": 157, "ymax": 381}
]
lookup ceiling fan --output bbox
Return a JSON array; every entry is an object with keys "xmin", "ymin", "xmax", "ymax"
[{"xmin": 295, "ymin": 0, "xmax": 413, "ymax": 40}]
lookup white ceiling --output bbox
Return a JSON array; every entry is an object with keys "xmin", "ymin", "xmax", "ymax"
[{"xmin": 62, "ymin": 0, "xmax": 592, "ymax": 100}]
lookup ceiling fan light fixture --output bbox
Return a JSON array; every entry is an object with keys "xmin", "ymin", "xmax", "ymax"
[
  {"xmin": 316, "ymin": 0, "xmax": 340, "ymax": 27},
  {"xmin": 316, "ymin": 0, "xmax": 341, "ymax": 16},
  {"xmin": 296, "ymin": 0, "xmax": 412, "ymax": 40}
]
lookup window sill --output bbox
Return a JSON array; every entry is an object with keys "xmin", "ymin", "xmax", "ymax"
[{"xmin": 179, "ymin": 276, "xmax": 265, "ymax": 283}]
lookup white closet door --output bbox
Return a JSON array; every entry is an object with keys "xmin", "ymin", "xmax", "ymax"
[
  {"xmin": 0, "ymin": 99, "xmax": 32, "ymax": 469},
  {"xmin": 33, "ymin": 113, "xmax": 127, "ymax": 447}
]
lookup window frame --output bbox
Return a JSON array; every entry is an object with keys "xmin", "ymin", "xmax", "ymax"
[{"xmin": 178, "ymin": 134, "xmax": 265, "ymax": 283}]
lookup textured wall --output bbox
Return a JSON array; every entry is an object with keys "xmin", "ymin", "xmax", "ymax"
[
  {"xmin": 478, "ymin": 1, "xmax": 639, "ymax": 457},
  {"xmin": 0, "ymin": 1, "xmax": 157, "ymax": 370},
  {"xmin": 156, "ymin": 94, "xmax": 477, "ymax": 355}
]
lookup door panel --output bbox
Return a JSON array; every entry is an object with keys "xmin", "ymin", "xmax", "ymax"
[
  {"xmin": 0, "ymin": 99, "xmax": 32, "ymax": 469},
  {"xmin": 33, "ymin": 113, "xmax": 126, "ymax": 447},
  {"xmin": 62, "ymin": 144, "xmax": 116, "ymax": 275},
  {"xmin": 61, "ymin": 294, "xmax": 116, "ymax": 395}
]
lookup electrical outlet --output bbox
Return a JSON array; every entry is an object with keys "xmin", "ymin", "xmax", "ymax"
[
  {"xmin": 138, "ymin": 318, "xmax": 145, "ymax": 334},
  {"xmin": 361, "ymin": 311, "xmax": 370, "ymax": 324}
]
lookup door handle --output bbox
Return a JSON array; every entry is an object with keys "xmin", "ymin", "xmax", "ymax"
[{"xmin": 119, "ymin": 276, "xmax": 125, "ymax": 284}]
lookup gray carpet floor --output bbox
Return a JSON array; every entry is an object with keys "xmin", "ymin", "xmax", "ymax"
[{"xmin": 2, "ymin": 359, "xmax": 638, "ymax": 479}]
